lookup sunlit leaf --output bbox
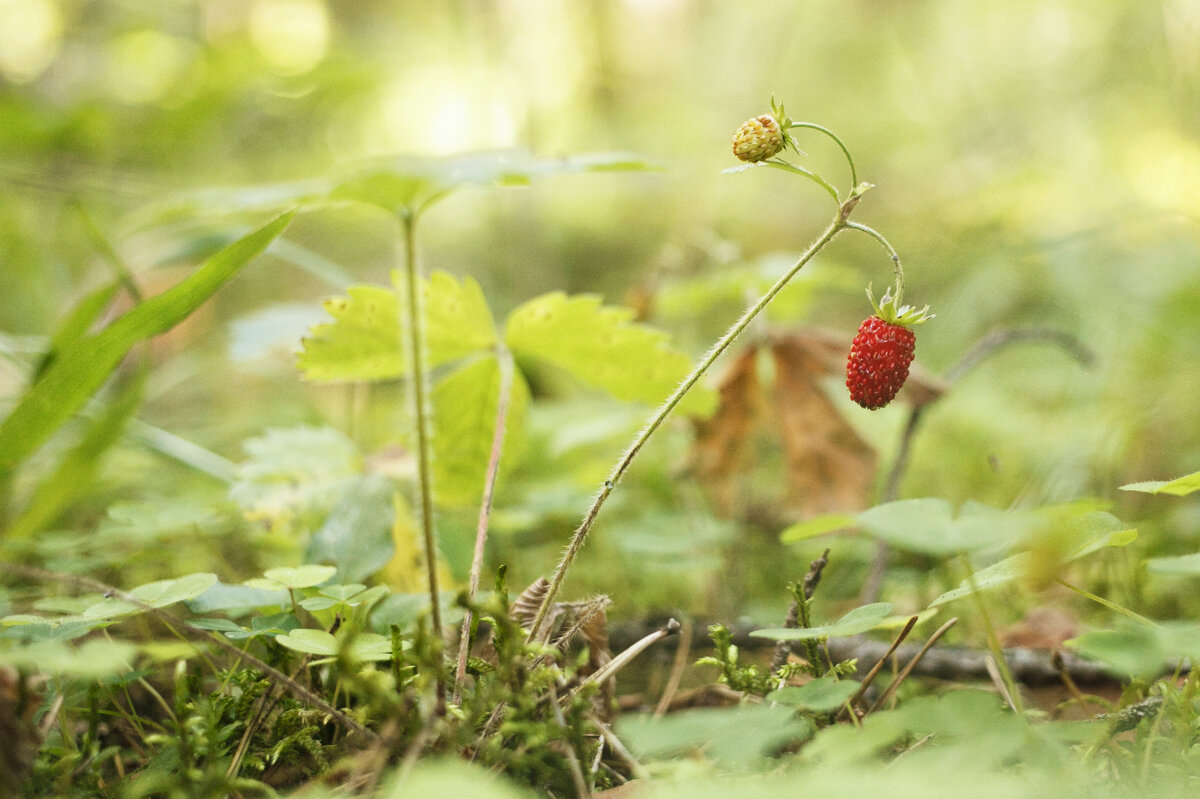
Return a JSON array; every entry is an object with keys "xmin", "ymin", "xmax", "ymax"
[
  {"xmin": 247, "ymin": 565, "xmax": 338, "ymax": 590},
  {"xmin": 1120, "ymin": 471, "xmax": 1200, "ymax": 496},
  {"xmin": 432, "ymin": 355, "xmax": 529, "ymax": 506},
  {"xmin": 505, "ymin": 292, "xmax": 716, "ymax": 415},
  {"xmin": 0, "ymin": 213, "xmax": 293, "ymax": 485},
  {"xmin": 405, "ymin": 270, "xmax": 498, "ymax": 365},
  {"xmin": 296, "ymin": 286, "xmax": 404, "ymax": 382},
  {"xmin": 297, "ymin": 271, "xmax": 497, "ymax": 383},
  {"xmin": 329, "ymin": 150, "xmax": 658, "ymax": 215},
  {"xmin": 751, "ymin": 602, "xmax": 893, "ymax": 641}
]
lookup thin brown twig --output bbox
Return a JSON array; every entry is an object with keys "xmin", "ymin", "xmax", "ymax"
[
  {"xmin": 653, "ymin": 618, "xmax": 693, "ymax": 719},
  {"xmin": 869, "ymin": 617, "xmax": 958, "ymax": 713},
  {"xmin": 454, "ymin": 347, "xmax": 515, "ymax": 702},
  {"xmin": 840, "ymin": 615, "xmax": 918, "ymax": 720}
]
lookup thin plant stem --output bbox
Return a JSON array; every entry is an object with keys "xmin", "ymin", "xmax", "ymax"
[
  {"xmin": 453, "ymin": 346, "xmax": 515, "ymax": 701},
  {"xmin": 844, "ymin": 220, "xmax": 905, "ymax": 296},
  {"xmin": 788, "ymin": 121, "xmax": 859, "ymax": 189},
  {"xmin": 398, "ymin": 212, "xmax": 444, "ymax": 701},
  {"xmin": 530, "ymin": 190, "xmax": 868, "ymax": 637},
  {"xmin": 1056, "ymin": 577, "xmax": 1157, "ymax": 627},
  {"xmin": 962, "ymin": 555, "xmax": 1024, "ymax": 715}
]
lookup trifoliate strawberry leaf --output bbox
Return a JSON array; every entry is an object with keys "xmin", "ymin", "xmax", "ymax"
[
  {"xmin": 1120, "ymin": 470, "xmax": 1200, "ymax": 496},
  {"xmin": 432, "ymin": 355, "xmax": 529, "ymax": 507},
  {"xmin": 396, "ymin": 269, "xmax": 497, "ymax": 365},
  {"xmin": 297, "ymin": 286, "xmax": 404, "ymax": 382},
  {"xmin": 504, "ymin": 292, "xmax": 716, "ymax": 416},
  {"xmin": 296, "ymin": 272, "xmax": 496, "ymax": 383}
]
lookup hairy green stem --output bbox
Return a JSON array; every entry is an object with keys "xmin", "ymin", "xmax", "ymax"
[
  {"xmin": 788, "ymin": 121, "xmax": 859, "ymax": 190},
  {"xmin": 530, "ymin": 191, "xmax": 868, "ymax": 638},
  {"xmin": 844, "ymin": 220, "xmax": 905, "ymax": 299},
  {"xmin": 399, "ymin": 212, "xmax": 444, "ymax": 700}
]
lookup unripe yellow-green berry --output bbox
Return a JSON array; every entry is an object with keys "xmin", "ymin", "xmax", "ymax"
[{"xmin": 731, "ymin": 114, "xmax": 785, "ymax": 163}]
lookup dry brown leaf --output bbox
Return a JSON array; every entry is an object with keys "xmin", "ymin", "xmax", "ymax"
[
  {"xmin": 687, "ymin": 346, "xmax": 762, "ymax": 516},
  {"xmin": 999, "ymin": 606, "xmax": 1079, "ymax": 650},
  {"xmin": 771, "ymin": 332, "xmax": 877, "ymax": 517}
]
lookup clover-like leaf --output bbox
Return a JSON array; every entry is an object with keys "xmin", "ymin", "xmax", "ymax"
[
  {"xmin": 83, "ymin": 573, "xmax": 218, "ymax": 620},
  {"xmin": 246, "ymin": 565, "xmax": 338, "ymax": 590},
  {"xmin": 505, "ymin": 292, "xmax": 716, "ymax": 415}
]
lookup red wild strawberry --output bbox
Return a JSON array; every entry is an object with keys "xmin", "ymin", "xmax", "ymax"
[{"xmin": 845, "ymin": 286, "xmax": 933, "ymax": 410}]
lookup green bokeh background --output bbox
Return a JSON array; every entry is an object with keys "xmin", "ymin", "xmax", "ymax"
[{"xmin": 2, "ymin": 0, "xmax": 1198, "ymax": 616}]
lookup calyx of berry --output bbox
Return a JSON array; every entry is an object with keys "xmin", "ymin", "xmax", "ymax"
[
  {"xmin": 768, "ymin": 96, "xmax": 802, "ymax": 155},
  {"xmin": 867, "ymin": 284, "xmax": 934, "ymax": 327}
]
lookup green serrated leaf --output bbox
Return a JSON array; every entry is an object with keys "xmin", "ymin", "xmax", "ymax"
[
  {"xmin": 406, "ymin": 269, "xmax": 498, "ymax": 364},
  {"xmin": 0, "ymin": 212, "xmax": 293, "ymax": 483},
  {"xmin": 504, "ymin": 292, "xmax": 716, "ymax": 415},
  {"xmin": 297, "ymin": 286, "xmax": 404, "ymax": 382},
  {"xmin": 432, "ymin": 355, "xmax": 529, "ymax": 506},
  {"xmin": 297, "ymin": 271, "xmax": 497, "ymax": 383},
  {"xmin": 1120, "ymin": 471, "xmax": 1200, "ymax": 496},
  {"xmin": 751, "ymin": 602, "xmax": 893, "ymax": 642}
]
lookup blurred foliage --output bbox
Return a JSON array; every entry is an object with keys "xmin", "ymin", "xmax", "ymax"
[{"xmin": 4, "ymin": 0, "xmax": 1200, "ymax": 796}]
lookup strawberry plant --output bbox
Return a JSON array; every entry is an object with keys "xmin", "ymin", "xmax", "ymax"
[{"xmin": 3, "ymin": 6, "xmax": 1200, "ymax": 794}]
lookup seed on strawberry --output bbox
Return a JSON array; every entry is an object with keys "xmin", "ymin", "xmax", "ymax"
[
  {"xmin": 845, "ymin": 286, "xmax": 933, "ymax": 410},
  {"xmin": 732, "ymin": 114, "xmax": 785, "ymax": 163}
]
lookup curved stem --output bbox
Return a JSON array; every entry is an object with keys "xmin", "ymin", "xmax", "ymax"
[
  {"xmin": 764, "ymin": 159, "xmax": 840, "ymax": 203},
  {"xmin": 399, "ymin": 212, "xmax": 444, "ymax": 701},
  {"xmin": 844, "ymin": 220, "xmax": 905, "ymax": 298},
  {"xmin": 788, "ymin": 122, "xmax": 858, "ymax": 190},
  {"xmin": 530, "ymin": 197, "xmax": 865, "ymax": 638}
]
